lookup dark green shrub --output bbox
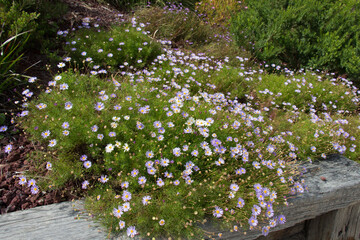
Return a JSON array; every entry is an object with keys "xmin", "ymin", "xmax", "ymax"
[{"xmin": 231, "ymin": 0, "xmax": 360, "ymax": 83}]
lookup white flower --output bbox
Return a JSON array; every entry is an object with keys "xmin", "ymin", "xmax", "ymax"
[
  {"xmin": 105, "ymin": 144, "xmax": 114, "ymax": 153},
  {"xmin": 115, "ymin": 141, "xmax": 122, "ymax": 148},
  {"xmin": 124, "ymin": 115, "xmax": 130, "ymax": 120},
  {"xmin": 123, "ymin": 143, "xmax": 130, "ymax": 152}
]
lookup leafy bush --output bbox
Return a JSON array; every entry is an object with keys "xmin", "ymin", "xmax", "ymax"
[
  {"xmin": 231, "ymin": 0, "xmax": 360, "ymax": 83},
  {"xmin": 63, "ymin": 23, "xmax": 162, "ymax": 71}
]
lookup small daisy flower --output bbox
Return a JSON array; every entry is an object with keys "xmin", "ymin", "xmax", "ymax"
[
  {"xmin": 4, "ymin": 144, "xmax": 13, "ymax": 153},
  {"xmin": 121, "ymin": 181, "xmax": 129, "ymax": 189},
  {"xmin": 59, "ymin": 83, "xmax": 69, "ymax": 90},
  {"xmin": 119, "ymin": 220, "xmax": 125, "ymax": 229},
  {"xmin": 113, "ymin": 206, "xmax": 123, "ymax": 218},
  {"xmin": 126, "ymin": 226, "xmax": 137, "ymax": 238},
  {"xmin": 80, "ymin": 155, "xmax": 87, "ymax": 161},
  {"xmin": 159, "ymin": 219, "xmax": 165, "ymax": 226},
  {"xmin": 230, "ymin": 183, "xmax": 239, "ymax": 192},
  {"xmin": 83, "ymin": 161, "xmax": 92, "ymax": 169},
  {"xmin": 105, "ymin": 144, "xmax": 114, "ymax": 153},
  {"xmin": 173, "ymin": 147, "xmax": 181, "ymax": 157},
  {"xmin": 249, "ymin": 216, "xmax": 258, "ymax": 227},
  {"xmin": 237, "ymin": 197, "xmax": 245, "ymax": 208},
  {"xmin": 62, "ymin": 122, "xmax": 70, "ymax": 129},
  {"xmin": 146, "ymin": 150, "xmax": 154, "ymax": 158},
  {"xmin": 48, "ymin": 139, "xmax": 57, "ymax": 147},
  {"xmin": 19, "ymin": 176, "xmax": 27, "ymax": 185},
  {"xmin": 122, "ymin": 190, "xmax": 132, "ymax": 201},
  {"xmin": 28, "ymin": 179, "xmax": 36, "ymax": 187},
  {"xmin": 138, "ymin": 176, "xmax": 147, "ymax": 185},
  {"xmin": 213, "ymin": 206, "xmax": 223, "ymax": 218},
  {"xmin": 278, "ymin": 215, "xmax": 286, "ymax": 224},
  {"xmin": 41, "ymin": 130, "xmax": 51, "ymax": 138},
  {"xmin": 63, "ymin": 130, "xmax": 70, "ymax": 136},
  {"xmin": 262, "ymin": 226, "xmax": 270, "ymax": 236},
  {"xmin": 91, "ymin": 125, "xmax": 98, "ymax": 132},
  {"xmin": 123, "ymin": 143, "xmax": 130, "ymax": 152},
  {"xmin": 57, "ymin": 62, "xmax": 65, "ymax": 68},
  {"xmin": 31, "ymin": 185, "xmax": 39, "ymax": 194},
  {"xmin": 64, "ymin": 102, "xmax": 73, "ymax": 110},
  {"xmin": 46, "ymin": 162, "xmax": 52, "ymax": 170},
  {"xmin": 131, "ymin": 169, "xmax": 139, "ymax": 177},
  {"xmin": 28, "ymin": 77, "xmax": 37, "ymax": 83},
  {"xmin": 173, "ymin": 179, "xmax": 180, "ymax": 186},
  {"xmin": 122, "ymin": 202, "xmax": 130, "ymax": 212},
  {"xmin": 99, "ymin": 175, "xmax": 109, "ymax": 183},
  {"xmin": 0, "ymin": 125, "xmax": 8, "ymax": 132},
  {"xmin": 95, "ymin": 102, "xmax": 105, "ymax": 111},
  {"xmin": 54, "ymin": 75, "xmax": 62, "ymax": 81},
  {"xmin": 156, "ymin": 178, "xmax": 165, "ymax": 187},
  {"xmin": 82, "ymin": 180, "xmax": 89, "ymax": 189}
]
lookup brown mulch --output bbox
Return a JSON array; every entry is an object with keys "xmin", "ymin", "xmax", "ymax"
[{"xmin": 0, "ymin": 0, "xmax": 128, "ymax": 215}]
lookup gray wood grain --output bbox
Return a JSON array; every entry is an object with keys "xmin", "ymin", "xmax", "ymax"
[
  {"xmin": 0, "ymin": 200, "xmax": 110, "ymax": 240},
  {"xmin": 1, "ymin": 154, "xmax": 360, "ymax": 240}
]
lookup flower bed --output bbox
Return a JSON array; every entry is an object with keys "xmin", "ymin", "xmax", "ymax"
[{"xmin": 2, "ymin": 4, "xmax": 359, "ymax": 240}]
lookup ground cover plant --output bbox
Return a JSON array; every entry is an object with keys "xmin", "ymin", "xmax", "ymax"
[
  {"xmin": 64, "ymin": 20, "xmax": 162, "ymax": 71},
  {"xmin": 2, "ymin": 1, "xmax": 360, "ymax": 239}
]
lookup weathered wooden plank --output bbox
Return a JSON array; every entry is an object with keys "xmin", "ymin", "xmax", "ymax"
[
  {"xmin": 1, "ymin": 154, "xmax": 360, "ymax": 240},
  {"xmin": 0, "ymin": 200, "xmax": 111, "ymax": 240}
]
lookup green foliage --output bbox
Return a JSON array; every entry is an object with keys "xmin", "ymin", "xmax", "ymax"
[
  {"xmin": 0, "ymin": 0, "xmax": 39, "ymax": 38},
  {"xmin": 64, "ymin": 24, "xmax": 162, "ymax": 71},
  {"xmin": 231, "ymin": 0, "xmax": 360, "ymax": 83}
]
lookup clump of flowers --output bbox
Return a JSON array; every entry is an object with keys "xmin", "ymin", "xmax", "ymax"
[{"xmin": 62, "ymin": 19, "xmax": 162, "ymax": 71}]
